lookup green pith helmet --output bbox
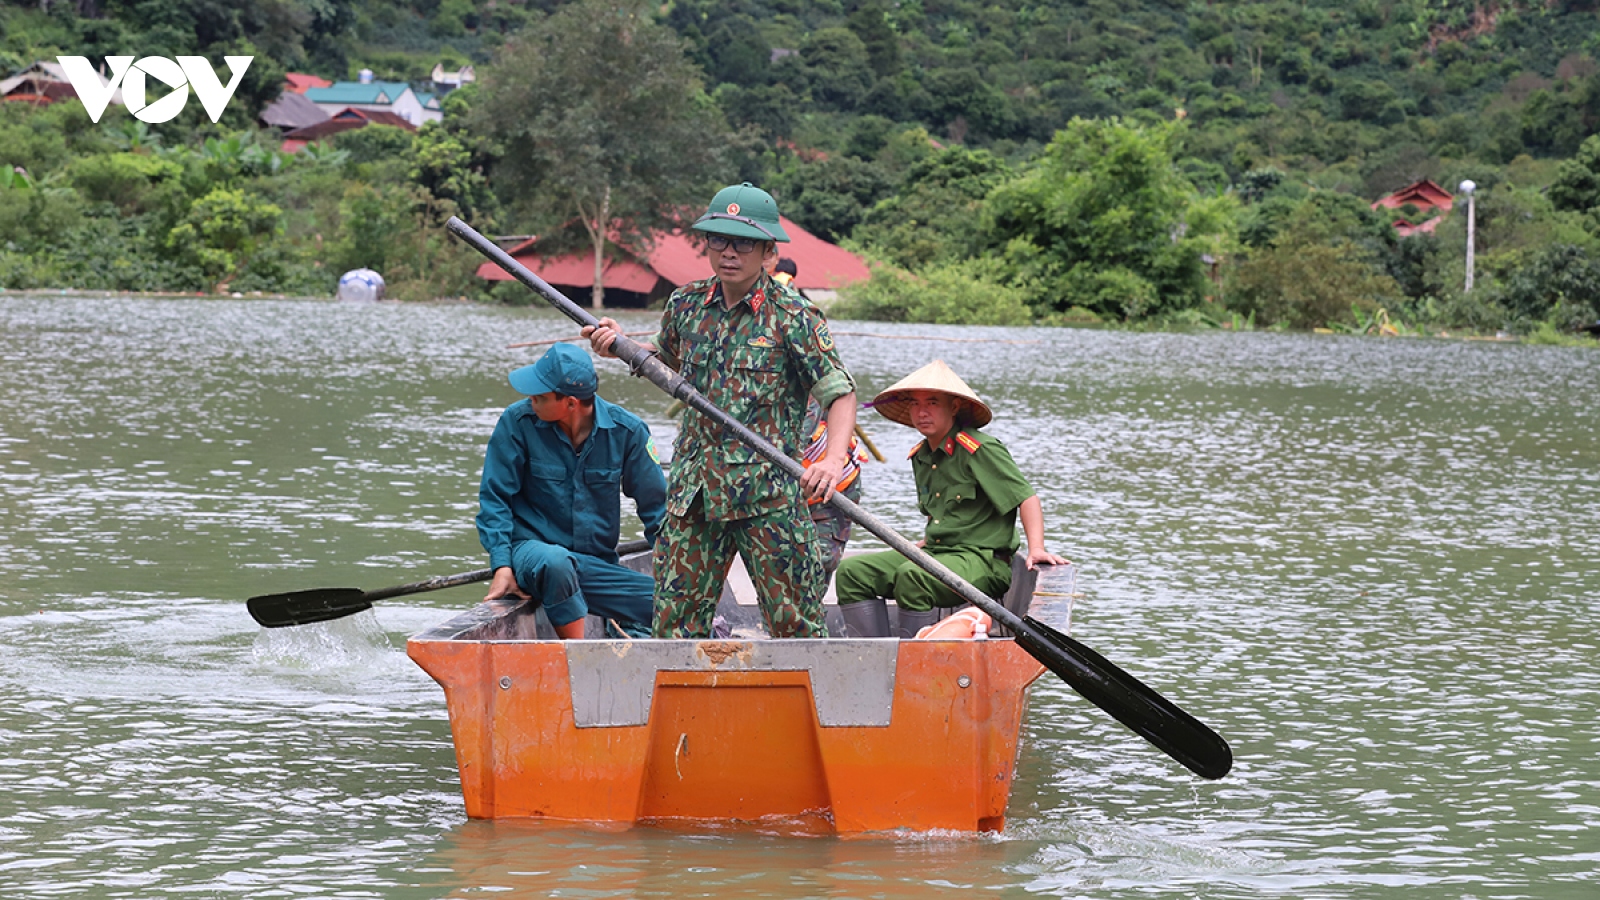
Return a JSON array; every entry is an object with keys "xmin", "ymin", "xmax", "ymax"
[{"xmin": 692, "ymin": 182, "xmax": 791, "ymax": 243}]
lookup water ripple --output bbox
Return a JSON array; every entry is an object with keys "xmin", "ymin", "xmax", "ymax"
[{"xmin": 2, "ymin": 297, "xmax": 1598, "ymax": 897}]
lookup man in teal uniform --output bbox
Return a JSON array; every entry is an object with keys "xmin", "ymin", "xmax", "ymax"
[
  {"xmin": 834, "ymin": 360, "xmax": 1069, "ymax": 638},
  {"xmin": 585, "ymin": 183, "xmax": 858, "ymax": 638},
  {"xmin": 478, "ymin": 344, "xmax": 668, "ymax": 639}
]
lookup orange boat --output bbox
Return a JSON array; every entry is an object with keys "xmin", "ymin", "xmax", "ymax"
[{"xmin": 406, "ymin": 555, "xmax": 1076, "ymax": 834}]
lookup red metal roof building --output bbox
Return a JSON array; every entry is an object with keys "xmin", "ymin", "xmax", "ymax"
[
  {"xmin": 476, "ymin": 217, "xmax": 872, "ymax": 305},
  {"xmin": 279, "ymin": 107, "xmax": 417, "ymax": 152},
  {"xmin": 1372, "ymin": 179, "xmax": 1454, "ymax": 236}
]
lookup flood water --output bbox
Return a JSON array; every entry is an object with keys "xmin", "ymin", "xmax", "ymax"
[{"xmin": 1, "ymin": 294, "xmax": 1596, "ymax": 899}]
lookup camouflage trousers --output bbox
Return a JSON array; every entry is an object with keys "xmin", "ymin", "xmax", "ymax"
[
  {"xmin": 653, "ymin": 495, "xmax": 827, "ymax": 639},
  {"xmin": 808, "ymin": 478, "xmax": 860, "ymax": 575}
]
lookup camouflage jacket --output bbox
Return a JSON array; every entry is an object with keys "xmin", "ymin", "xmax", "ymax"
[{"xmin": 655, "ymin": 273, "xmax": 855, "ymax": 520}]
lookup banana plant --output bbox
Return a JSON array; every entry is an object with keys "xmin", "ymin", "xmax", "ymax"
[
  {"xmin": 0, "ymin": 166, "xmax": 32, "ymax": 191},
  {"xmin": 294, "ymin": 141, "xmax": 351, "ymax": 169},
  {"xmin": 109, "ymin": 120, "xmax": 162, "ymax": 154}
]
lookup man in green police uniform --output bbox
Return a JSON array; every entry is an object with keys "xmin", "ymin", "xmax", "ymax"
[
  {"xmin": 834, "ymin": 360, "xmax": 1069, "ymax": 638},
  {"xmin": 584, "ymin": 183, "xmax": 857, "ymax": 638}
]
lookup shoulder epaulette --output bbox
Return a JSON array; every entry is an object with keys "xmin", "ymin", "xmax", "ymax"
[
  {"xmin": 955, "ymin": 431, "xmax": 982, "ymax": 454},
  {"xmin": 907, "ymin": 439, "xmax": 926, "ymax": 459}
]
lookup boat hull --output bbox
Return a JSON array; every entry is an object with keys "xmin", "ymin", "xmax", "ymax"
[{"xmin": 406, "ymin": 563, "xmax": 1076, "ymax": 833}]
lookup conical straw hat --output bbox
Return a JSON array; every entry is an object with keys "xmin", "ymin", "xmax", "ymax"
[{"xmin": 871, "ymin": 359, "xmax": 993, "ymax": 429}]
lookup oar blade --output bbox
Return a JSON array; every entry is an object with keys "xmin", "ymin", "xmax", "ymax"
[
  {"xmin": 247, "ymin": 588, "xmax": 372, "ymax": 628},
  {"xmin": 1015, "ymin": 616, "xmax": 1233, "ymax": 780}
]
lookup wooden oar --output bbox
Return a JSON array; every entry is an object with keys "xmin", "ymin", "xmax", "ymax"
[
  {"xmin": 446, "ymin": 216, "xmax": 1233, "ymax": 781},
  {"xmin": 248, "ymin": 539, "xmax": 652, "ymax": 628}
]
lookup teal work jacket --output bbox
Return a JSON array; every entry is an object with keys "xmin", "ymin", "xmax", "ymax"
[{"xmin": 477, "ymin": 396, "xmax": 667, "ymax": 571}]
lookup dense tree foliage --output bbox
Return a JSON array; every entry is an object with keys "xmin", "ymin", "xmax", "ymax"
[
  {"xmin": 3, "ymin": 0, "xmax": 1600, "ymax": 333},
  {"xmin": 472, "ymin": 0, "xmax": 729, "ymax": 307},
  {"xmin": 853, "ymin": 143, "xmax": 1009, "ymax": 269},
  {"xmin": 979, "ymin": 119, "xmax": 1236, "ymax": 320}
]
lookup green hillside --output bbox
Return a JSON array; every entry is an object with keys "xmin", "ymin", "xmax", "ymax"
[{"xmin": 5, "ymin": 0, "xmax": 1600, "ymax": 336}]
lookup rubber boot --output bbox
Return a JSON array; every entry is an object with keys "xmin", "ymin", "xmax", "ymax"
[
  {"xmin": 895, "ymin": 607, "xmax": 939, "ymax": 640},
  {"xmin": 840, "ymin": 597, "xmax": 890, "ymax": 638}
]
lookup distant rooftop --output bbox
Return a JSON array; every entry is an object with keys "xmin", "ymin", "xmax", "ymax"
[
  {"xmin": 304, "ymin": 81, "xmax": 414, "ymax": 106},
  {"xmin": 283, "ymin": 72, "xmax": 332, "ymax": 94},
  {"xmin": 431, "ymin": 64, "xmax": 475, "ymax": 88},
  {"xmin": 260, "ymin": 90, "xmax": 330, "ymax": 130}
]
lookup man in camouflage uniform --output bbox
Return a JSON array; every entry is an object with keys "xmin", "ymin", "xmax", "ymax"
[{"xmin": 585, "ymin": 183, "xmax": 857, "ymax": 638}]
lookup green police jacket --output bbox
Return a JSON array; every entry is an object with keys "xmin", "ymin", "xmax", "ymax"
[{"xmin": 910, "ymin": 428, "xmax": 1035, "ymax": 554}]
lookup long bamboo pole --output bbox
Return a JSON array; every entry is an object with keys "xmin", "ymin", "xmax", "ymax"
[
  {"xmin": 832, "ymin": 331, "xmax": 1041, "ymax": 344},
  {"xmin": 508, "ymin": 331, "xmax": 656, "ymax": 349},
  {"xmin": 853, "ymin": 425, "xmax": 886, "ymax": 462}
]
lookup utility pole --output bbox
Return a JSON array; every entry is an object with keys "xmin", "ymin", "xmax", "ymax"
[{"xmin": 1460, "ymin": 180, "xmax": 1477, "ymax": 293}]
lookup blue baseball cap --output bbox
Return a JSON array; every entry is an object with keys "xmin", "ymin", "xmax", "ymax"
[{"xmin": 508, "ymin": 343, "xmax": 597, "ymax": 400}]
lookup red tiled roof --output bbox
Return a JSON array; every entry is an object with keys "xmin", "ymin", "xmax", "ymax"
[
  {"xmin": 774, "ymin": 218, "xmax": 873, "ymax": 289},
  {"xmin": 1372, "ymin": 179, "xmax": 1454, "ymax": 213},
  {"xmin": 476, "ymin": 217, "xmax": 871, "ymax": 292},
  {"xmin": 1392, "ymin": 216, "xmax": 1444, "ymax": 237},
  {"xmin": 1373, "ymin": 179, "xmax": 1456, "ymax": 237},
  {"xmin": 284, "ymin": 72, "xmax": 333, "ymax": 94},
  {"xmin": 496, "ymin": 248, "xmax": 662, "ymax": 292}
]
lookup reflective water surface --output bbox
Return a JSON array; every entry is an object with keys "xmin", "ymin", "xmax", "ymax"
[{"xmin": 1, "ymin": 295, "xmax": 1596, "ymax": 898}]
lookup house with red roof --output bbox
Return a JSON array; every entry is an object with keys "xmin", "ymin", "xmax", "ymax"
[
  {"xmin": 475, "ymin": 218, "xmax": 872, "ymax": 307},
  {"xmin": 1372, "ymin": 179, "xmax": 1454, "ymax": 236},
  {"xmin": 279, "ymin": 107, "xmax": 417, "ymax": 152},
  {"xmin": 1, "ymin": 60, "xmax": 118, "ymax": 107},
  {"xmin": 283, "ymin": 72, "xmax": 333, "ymax": 94}
]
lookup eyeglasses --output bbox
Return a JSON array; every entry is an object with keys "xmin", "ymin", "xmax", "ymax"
[{"xmin": 706, "ymin": 234, "xmax": 759, "ymax": 254}]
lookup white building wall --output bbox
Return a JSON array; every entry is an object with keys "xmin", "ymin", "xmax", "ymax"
[{"xmin": 309, "ymin": 88, "xmax": 425, "ymax": 126}]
